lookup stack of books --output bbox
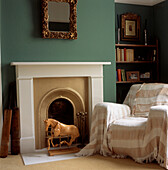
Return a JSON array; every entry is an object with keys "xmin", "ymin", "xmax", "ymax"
[
  {"xmin": 116, "ymin": 48, "xmax": 134, "ymax": 62},
  {"xmin": 116, "ymin": 69, "xmax": 126, "ymax": 82}
]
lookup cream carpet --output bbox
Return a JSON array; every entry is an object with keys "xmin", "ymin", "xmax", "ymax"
[{"xmin": 0, "ymin": 154, "xmax": 163, "ymax": 170}]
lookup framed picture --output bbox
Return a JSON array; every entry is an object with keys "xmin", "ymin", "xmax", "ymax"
[
  {"xmin": 121, "ymin": 13, "xmax": 140, "ymax": 41},
  {"xmin": 126, "ymin": 71, "xmax": 140, "ymax": 81}
]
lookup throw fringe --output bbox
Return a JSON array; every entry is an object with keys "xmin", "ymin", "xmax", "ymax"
[
  {"xmin": 75, "ymin": 148, "xmax": 99, "ymax": 157},
  {"xmin": 110, "ymin": 154, "xmax": 127, "ymax": 159},
  {"xmin": 133, "ymin": 148, "xmax": 164, "ymax": 168}
]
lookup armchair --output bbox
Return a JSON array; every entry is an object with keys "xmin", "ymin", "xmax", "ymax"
[{"xmin": 77, "ymin": 83, "xmax": 168, "ymax": 169}]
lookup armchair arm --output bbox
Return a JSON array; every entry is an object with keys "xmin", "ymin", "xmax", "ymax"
[
  {"xmin": 147, "ymin": 105, "xmax": 168, "ymax": 168},
  {"xmin": 149, "ymin": 105, "xmax": 168, "ymax": 117},
  {"xmin": 90, "ymin": 102, "xmax": 131, "ymax": 139},
  {"xmin": 101, "ymin": 102, "xmax": 131, "ymax": 121},
  {"xmin": 76, "ymin": 102, "xmax": 131, "ymax": 156}
]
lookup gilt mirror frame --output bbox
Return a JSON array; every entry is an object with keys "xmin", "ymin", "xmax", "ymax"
[{"xmin": 42, "ymin": 0, "xmax": 77, "ymax": 39}]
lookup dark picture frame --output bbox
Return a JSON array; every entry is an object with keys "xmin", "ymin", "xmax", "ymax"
[
  {"xmin": 126, "ymin": 71, "xmax": 140, "ymax": 81},
  {"xmin": 121, "ymin": 13, "xmax": 140, "ymax": 41}
]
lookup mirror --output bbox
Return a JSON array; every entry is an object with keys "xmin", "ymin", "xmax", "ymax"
[
  {"xmin": 48, "ymin": 2, "xmax": 70, "ymax": 32},
  {"xmin": 42, "ymin": 0, "xmax": 77, "ymax": 39}
]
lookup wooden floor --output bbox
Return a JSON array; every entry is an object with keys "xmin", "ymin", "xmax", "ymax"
[{"xmin": 0, "ymin": 154, "xmax": 164, "ymax": 170}]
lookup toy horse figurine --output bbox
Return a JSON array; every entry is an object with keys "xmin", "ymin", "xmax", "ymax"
[{"xmin": 44, "ymin": 119, "xmax": 79, "ymax": 150}]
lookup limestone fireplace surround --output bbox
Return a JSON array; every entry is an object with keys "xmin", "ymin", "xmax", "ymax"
[
  {"xmin": 11, "ymin": 62, "xmax": 111, "ymax": 153},
  {"xmin": 34, "ymin": 77, "xmax": 88, "ymax": 149}
]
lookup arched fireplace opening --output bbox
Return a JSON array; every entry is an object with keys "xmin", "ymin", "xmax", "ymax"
[
  {"xmin": 36, "ymin": 87, "xmax": 87, "ymax": 149},
  {"xmin": 48, "ymin": 98, "xmax": 74, "ymax": 125}
]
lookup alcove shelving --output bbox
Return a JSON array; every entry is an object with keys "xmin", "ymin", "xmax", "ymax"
[{"xmin": 116, "ymin": 40, "xmax": 159, "ymax": 103}]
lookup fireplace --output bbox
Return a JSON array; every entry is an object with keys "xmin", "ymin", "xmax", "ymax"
[
  {"xmin": 34, "ymin": 77, "xmax": 88, "ymax": 149},
  {"xmin": 11, "ymin": 62, "xmax": 111, "ymax": 153}
]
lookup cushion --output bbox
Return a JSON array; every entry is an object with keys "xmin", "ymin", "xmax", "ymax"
[
  {"xmin": 112, "ymin": 117, "xmax": 147, "ymax": 128},
  {"xmin": 133, "ymin": 83, "xmax": 168, "ymax": 117},
  {"xmin": 124, "ymin": 83, "xmax": 168, "ymax": 117},
  {"xmin": 123, "ymin": 84, "xmax": 142, "ymax": 115}
]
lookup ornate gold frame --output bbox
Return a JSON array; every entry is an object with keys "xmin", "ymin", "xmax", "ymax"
[
  {"xmin": 42, "ymin": 0, "xmax": 77, "ymax": 39},
  {"xmin": 121, "ymin": 13, "xmax": 140, "ymax": 41}
]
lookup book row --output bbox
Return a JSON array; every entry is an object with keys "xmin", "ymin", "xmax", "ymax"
[
  {"xmin": 116, "ymin": 69, "xmax": 126, "ymax": 82},
  {"xmin": 117, "ymin": 69, "xmax": 151, "ymax": 82},
  {"xmin": 116, "ymin": 48, "xmax": 134, "ymax": 62}
]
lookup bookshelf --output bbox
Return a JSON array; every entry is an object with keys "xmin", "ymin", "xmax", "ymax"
[
  {"xmin": 116, "ymin": 40, "xmax": 159, "ymax": 103},
  {"xmin": 116, "ymin": 44, "xmax": 157, "ymax": 48},
  {"xmin": 116, "ymin": 61, "xmax": 156, "ymax": 64}
]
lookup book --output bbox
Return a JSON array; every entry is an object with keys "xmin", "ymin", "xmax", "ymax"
[
  {"xmin": 120, "ymin": 48, "xmax": 122, "ymax": 61},
  {"xmin": 116, "ymin": 71, "xmax": 118, "ymax": 81},
  {"xmin": 117, "ymin": 69, "xmax": 121, "ymax": 81},
  {"xmin": 115, "ymin": 48, "xmax": 117, "ymax": 61},
  {"xmin": 130, "ymin": 49, "xmax": 134, "ymax": 61},
  {"xmin": 116, "ymin": 48, "xmax": 120, "ymax": 61},
  {"xmin": 124, "ymin": 48, "xmax": 126, "ymax": 61},
  {"xmin": 121, "ymin": 49, "xmax": 124, "ymax": 61},
  {"xmin": 125, "ymin": 49, "xmax": 134, "ymax": 61},
  {"xmin": 116, "ymin": 48, "xmax": 134, "ymax": 62},
  {"xmin": 121, "ymin": 69, "xmax": 126, "ymax": 81},
  {"xmin": 126, "ymin": 49, "xmax": 129, "ymax": 61}
]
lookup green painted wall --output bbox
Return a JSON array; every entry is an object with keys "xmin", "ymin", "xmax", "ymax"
[
  {"xmin": 115, "ymin": 3, "xmax": 154, "ymax": 44},
  {"xmin": 1, "ymin": 0, "xmax": 116, "ymax": 107},
  {"xmin": 0, "ymin": 0, "xmax": 3, "ymax": 147},
  {"xmin": 154, "ymin": 1, "xmax": 168, "ymax": 82}
]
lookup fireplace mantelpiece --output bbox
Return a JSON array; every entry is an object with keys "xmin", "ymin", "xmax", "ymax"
[{"xmin": 11, "ymin": 62, "xmax": 111, "ymax": 153}]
